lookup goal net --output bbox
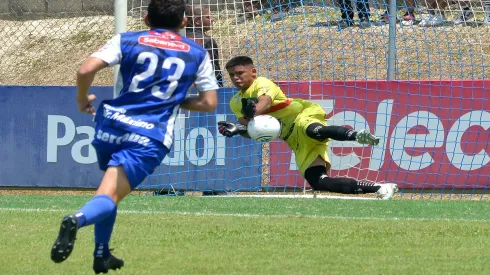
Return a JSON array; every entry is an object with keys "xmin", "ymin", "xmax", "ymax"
[
  {"xmin": 132, "ymin": 0, "xmax": 490, "ymax": 199},
  {"xmin": 0, "ymin": 0, "xmax": 488, "ymax": 199}
]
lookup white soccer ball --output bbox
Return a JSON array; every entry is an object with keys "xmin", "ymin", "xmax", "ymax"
[{"xmin": 247, "ymin": 115, "xmax": 282, "ymax": 142}]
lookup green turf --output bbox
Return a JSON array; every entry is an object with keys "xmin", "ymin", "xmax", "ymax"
[{"xmin": 1, "ymin": 195, "xmax": 489, "ymax": 274}]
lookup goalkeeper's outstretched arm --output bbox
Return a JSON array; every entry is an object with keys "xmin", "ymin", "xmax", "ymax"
[
  {"xmin": 236, "ymin": 118, "xmax": 251, "ymax": 138},
  {"xmin": 217, "ymin": 119, "xmax": 251, "ymax": 138}
]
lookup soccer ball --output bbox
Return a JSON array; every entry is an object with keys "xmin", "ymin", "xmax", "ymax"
[{"xmin": 247, "ymin": 115, "xmax": 282, "ymax": 142}]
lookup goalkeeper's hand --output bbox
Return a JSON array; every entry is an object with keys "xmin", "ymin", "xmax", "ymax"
[
  {"xmin": 241, "ymin": 98, "xmax": 257, "ymax": 119},
  {"xmin": 218, "ymin": 121, "xmax": 247, "ymax": 138}
]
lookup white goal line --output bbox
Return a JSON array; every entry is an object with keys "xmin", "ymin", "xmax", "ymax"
[
  {"xmin": 209, "ymin": 194, "xmax": 377, "ymax": 200},
  {"xmin": 0, "ymin": 207, "xmax": 489, "ymax": 222}
]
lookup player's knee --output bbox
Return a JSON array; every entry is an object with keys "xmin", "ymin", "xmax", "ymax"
[
  {"xmin": 304, "ymin": 165, "xmax": 327, "ymax": 189},
  {"xmin": 97, "ymin": 166, "xmax": 132, "ymax": 203},
  {"xmin": 305, "ymin": 123, "xmax": 326, "ymax": 142}
]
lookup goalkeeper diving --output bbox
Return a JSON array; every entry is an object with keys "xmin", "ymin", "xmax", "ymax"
[{"xmin": 218, "ymin": 56, "xmax": 398, "ymax": 199}]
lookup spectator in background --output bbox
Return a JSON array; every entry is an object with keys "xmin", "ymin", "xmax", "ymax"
[
  {"xmin": 379, "ymin": 0, "xmax": 416, "ymax": 25},
  {"xmin": 418, "ymin": 0, "xmax": 448, "ymax": 27},
  {"xmin": 239, "ymin": 0, "xmax": 294, "ymax": 22},
  {"xmin": 186, "ymin": 5, "xmax": 224, "ymax": 87},
  {"xmin": 419, "ymin": 0, "xmax": 490, "ymax": 27},
  {"xmin": 338, "ymin": 0, "xmax": 371, "ymax": 28},
  {"xmin": 240, "ymin": 0, "xmax": 262, "ymax": 22},
  {"xmin": 453, "ymin": 1, "xmax": 490, "ymax": 25}
]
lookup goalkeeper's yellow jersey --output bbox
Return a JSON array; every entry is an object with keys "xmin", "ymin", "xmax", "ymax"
[
  {"xmin": 229, "ymin": 77, "xmax": 305, "ymax": 139},
  {"xmin": 230, "ymin": 76, "xmax": 331, "ymax": 174}
]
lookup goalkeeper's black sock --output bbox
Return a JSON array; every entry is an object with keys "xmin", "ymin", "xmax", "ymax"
[
  {"xmin": 304, "ymin": 166, "xmax": 380, "ymax": 194},
  {"xmin": 306, "ymin": 123, "xmax": 357, "ymax": 142}
]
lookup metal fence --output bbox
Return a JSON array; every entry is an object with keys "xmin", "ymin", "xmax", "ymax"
[{"xmin": 1, "ymin": 0, "xmax": 489, "ymax": 87}]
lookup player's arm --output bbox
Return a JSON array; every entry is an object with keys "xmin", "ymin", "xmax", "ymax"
[
  {"xmin": 241, "ymin": 79, "xmax": 276, "ymax": 119},
  {"xmin": 254, "ymin": 95, "xmax": 272, "ymax": 115},
  {"xmin": 235, "ymin": 118, "xmax": 252, "ymax": 138},
  {"xmin": 77, "ymin": 34, "xmax": 122, "ymax": 115},
  {"xmin": 181, "ymin": 53, "xmax": 218, "ymax": 112},
  {"xmin": 180, "ymin": 91, "xmax": 217, "ymax": 112},
  {"xmin": 238, "ymin": 117, "xmax": 250, "ymax": 126},
  {"xmin": 218, "ymin": 103, "xmax": 250, "ymax": 138},
  {"xmin": 76, "ymin": 58, "xmax": 108, "ymax": 115}
]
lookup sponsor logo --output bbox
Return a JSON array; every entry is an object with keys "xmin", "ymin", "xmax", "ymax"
[
  {"xmin": 46, "ymin": 114, "xmax": 228, "ymax": 167},
  {"xmin": 103, "ymin": 105, "xmax": 155, "ymax": 130},
  {"xmin": 269, "ymin": 81, "xmax": 490, "ymax": 188},
  {"xmin": 138, "ymin": 36, "xmax": 190, "ymax": 52},
  {"xmin": 148, "ymin": 31, "xmax": 181, "ymax": 40},
  {"xmin": 103, "ymin": 104, "xmax": 126, "ymax": 114},
  {"xmin": 95, "ymin": 130, "xmax": 151, "ymax": 146}
]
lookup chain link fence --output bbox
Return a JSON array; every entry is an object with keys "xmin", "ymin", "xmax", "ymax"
[
  {"xmin": 0, "ymin": 1, "xmax": 117, "ymax": 85},
  {"xmin": 1, "ymin": 0, "xmax": 489, "ymax": 86}
]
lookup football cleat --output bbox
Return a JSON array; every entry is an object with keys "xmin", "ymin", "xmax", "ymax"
[
  {"xmin": 93, "ymin": 253, "xmax": 125, "ymax": 274},
  {"xmin": 51, "ymin": 215, "xmax": 78, "ymax": 263},
  {"xmin": 375, "ymin": 183, "xmax": 399, "ymax": 200}
]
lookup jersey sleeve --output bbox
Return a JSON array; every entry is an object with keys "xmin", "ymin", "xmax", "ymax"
[
  {"xmin": 194, "ymin": 52, "xmax": 220, "ymax": 92},
  {"xmin": 255, "ymin": 78, "xmax": 279, "ymax": 100},
  {"xmin": 90, "ymin": 34, "xmax": 122, "ymax": 66}
]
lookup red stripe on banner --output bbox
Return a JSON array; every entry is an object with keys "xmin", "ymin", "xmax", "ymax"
[{"xmin": 267, "ymin": 99, "xmax": 292, "ymax": 113}]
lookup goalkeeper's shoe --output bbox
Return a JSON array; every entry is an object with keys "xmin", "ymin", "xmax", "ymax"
[
  {"xmin": 375, "ymin": 183, "xmax": 398, "ymax": 200},
  {"xmin": 51, "ymin": 215, "xmax": 78, "ymax": 263},
  {"xmin": 93, "ymin": 252, "xmax": 124, "ymax": 274},
  {"xmin": 356, "ymin": 129, "xmax": 380, "ymax": 146}
]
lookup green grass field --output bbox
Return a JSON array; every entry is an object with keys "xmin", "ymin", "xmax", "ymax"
[{"xmin": 1, "ymin": 195, "xmax": 490, "ymax": 275}]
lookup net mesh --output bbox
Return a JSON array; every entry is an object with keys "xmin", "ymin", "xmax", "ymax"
[{"xmin": 0, "ymin": 0, "xmax": 488, "ymax": 199}]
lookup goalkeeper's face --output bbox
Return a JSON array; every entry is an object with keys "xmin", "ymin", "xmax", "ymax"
[{"xmin": 226, "ymin": 65, "xmax": 257, "ymax": 90}]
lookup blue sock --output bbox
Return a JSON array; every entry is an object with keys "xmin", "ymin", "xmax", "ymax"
[
  {"xmin": 75, "ymin": 195, "xmax": 116, "ymax": 228},
  {"xmin": 94, "ymin": 206, "xmax": 118, "ymax": 259}
]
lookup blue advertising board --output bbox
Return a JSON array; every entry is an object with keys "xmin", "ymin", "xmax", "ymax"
[{"xmin": 0, "ymin": 86, "xmax": 262, "ymax": 190}]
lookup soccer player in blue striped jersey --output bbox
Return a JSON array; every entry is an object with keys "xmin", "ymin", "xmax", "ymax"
[{"xmin": 50, "ymin": 0, "xmax": 219, "ymax": 272}]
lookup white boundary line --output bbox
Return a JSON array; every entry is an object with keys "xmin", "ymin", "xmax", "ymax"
[
  {"xmin": 210, "ymin": 195, "xmax": 377, "ymax": 200},
  {"xmin": 0, "ymin": 207, "xmax": 488, "ymax": 222}
]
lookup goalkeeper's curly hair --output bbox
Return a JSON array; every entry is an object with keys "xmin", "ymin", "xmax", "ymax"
[{"xmin": 147, "ymin": 0, "xmax": 186, "ymax": 29}]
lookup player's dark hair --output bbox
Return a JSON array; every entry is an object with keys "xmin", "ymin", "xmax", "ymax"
[
  {"xmin": 225, "ymin": 56, "xmax": 254, "ymax": 69},
  {"xmin": 147, "ymin": 0, "xmax": 186, "ymax": 29}
]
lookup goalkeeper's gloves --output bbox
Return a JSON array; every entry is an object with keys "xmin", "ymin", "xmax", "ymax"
[
  {"xmin": 218, "ymin": 121, "xmax": 247, "ymax": 138},
  {"xmin": 241, "ymin": 98, "xmax": 257, "ymax": 119}
]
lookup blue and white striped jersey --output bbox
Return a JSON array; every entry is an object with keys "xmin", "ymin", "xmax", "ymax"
[{"xmin": 91, "ymin": 29, "xmax": 218, "ymax": 149}]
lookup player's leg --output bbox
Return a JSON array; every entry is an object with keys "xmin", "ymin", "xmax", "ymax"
[
  {"xmin": 304, "ymin": 158, "xmax": 398, "ymax": 199},
  {"xmin": 298, "ymin": 100, "xmax": 379, "ymax": 145},
  {"xmin": 50, "ymin": 163, "xmax": 128, "ymax": 267},
  {"xmin": 51, "ymin": 130, "xmax": 167, "ymax": 271},
  {"xmin": 339, "ymin": 0, "xmax": 354, "ymax": 22},
  {"xmin": 50, "ymin": 141, "xmax": 122, "ymax": 264},
  {"xmin": 90, "ymin": 140, "xmax": 167, "ymax": 273},
  {"xmin": 293, "ymin": 107, "xmax": 397, "ymax": 199},
  {"xmin": 290, "ymin": 117, "xmax": 377, "ymax": 195},
  {"xmin": 305, "ymin": 123, "xmax": 380, "ymax": 146},
  {"xmin": 305, "ymin": 158, "xmax": 376, "ymax": 194},
  {"xmin": 51, "ymin": 166, "xmax": 129, "ymax": 273},
  {"xmin": 356, "ymin": 0, "xmax": 370, "ymax": 21},
  {"xmin": 90, "ymin": 165, "xmax": 129, "ymax": 273}
]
